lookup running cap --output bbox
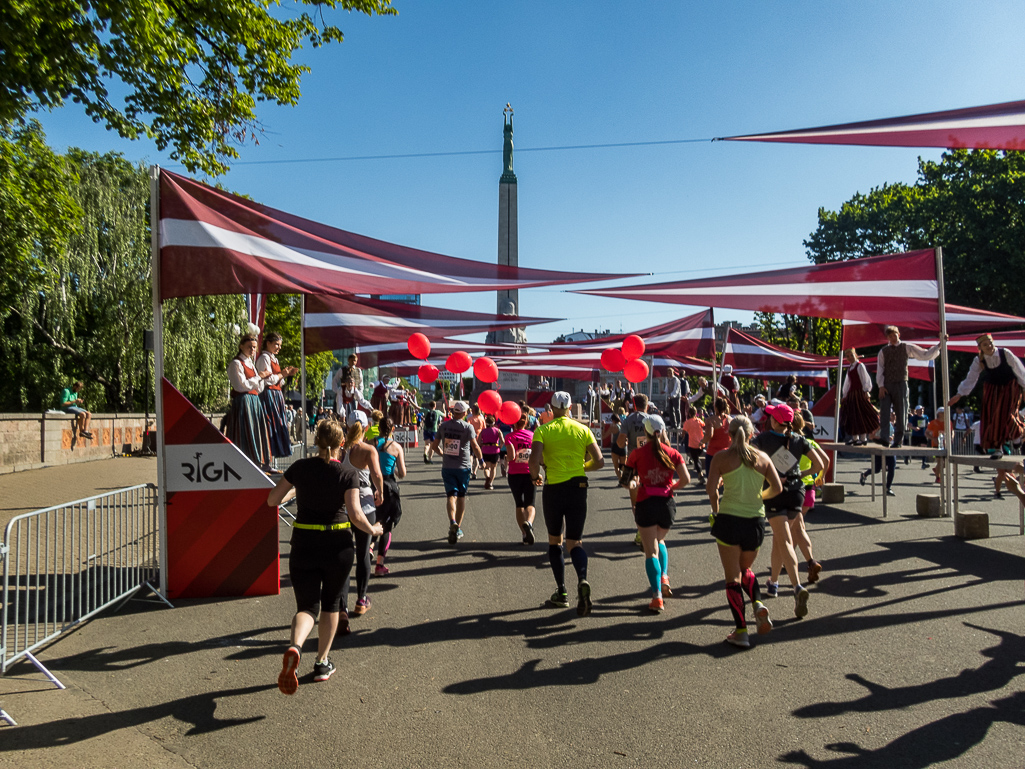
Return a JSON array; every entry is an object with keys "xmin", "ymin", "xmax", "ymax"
[
  {"xmin": 915, "ymin": 405, "xmax": 924, "ymax": 411},
  {"xmin": 764, "ymin": 403, "xmax": 795, "ymax": 424},
  {"xmin": 935, "ymin": 406, "xmax": 945, "ymax": 415},
  {"xmin": 754, "ymin": 394, "xmax": 767, "ymax": 403},
  {"xmin": 551, "ymin": 391, "xmax": 572, "ymax": 409},
  {"xmin": 644, "ymin": 414, "xmax": 666, "ymax": 435},
  {"xmin": 346, "ymin": 410, "xmax": 368, "ymax": 428},
  {"xmin": 450, "ymin": 400, "xmax": 469, "ymax": 414},
  {"xmin": 722, "ymin": 364, "xmax": 733, "ymax": 374}
]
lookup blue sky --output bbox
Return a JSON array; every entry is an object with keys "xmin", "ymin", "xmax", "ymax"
[{"xmin": 37, "ymin": 0, "xmax": 1025, "ymax": 342}]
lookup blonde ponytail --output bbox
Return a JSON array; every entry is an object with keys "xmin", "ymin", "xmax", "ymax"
[{"xmin": 727, "ymin": 415, "xmax": 758, "ymax": 468}]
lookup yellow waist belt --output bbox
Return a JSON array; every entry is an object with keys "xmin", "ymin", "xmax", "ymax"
[{"xmin": 292, "ymin": 522, "xmax": 351, "ymax": 531}]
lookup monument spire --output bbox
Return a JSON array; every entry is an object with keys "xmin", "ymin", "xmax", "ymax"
[{"xmin": 486, "ymin": 103, "xmax": 526, "ymax": 353}]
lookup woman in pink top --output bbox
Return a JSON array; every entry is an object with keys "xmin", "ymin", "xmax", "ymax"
[
  {"xmin": 504, "ymin": 413, "xmax": 536, "ymax": 545},
  {"xmin": 477, "ymin": 414, "xmax": 504, "ymax": 490}
]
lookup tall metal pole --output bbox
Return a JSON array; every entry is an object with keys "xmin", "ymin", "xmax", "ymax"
[
  {"xmin": 300, "ymin": 294, "xmax": 308, "ymax": 459},
  {"xmin": 936, "ymin": 247, "xmax": 952, "ymax": 517},
  {"xmin": 710, "ymin": 309, "xmax": 720, "ymax": 408},
  {"xmin": 149, "ymin": 166, "xmax": 168, "ymax": 597},
  {"xmin": 833, "ymin": 338, "xmax": 844, "ymax": 442}
]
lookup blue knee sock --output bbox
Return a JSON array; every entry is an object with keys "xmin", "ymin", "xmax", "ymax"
[
  {"xmin": 548, "ymin": 545, "xmax": 565, "ymax": 589},
  {"xmin": 645, "ymin": 556, "xmax": 662, "ymax": 595},
  {"xmin": 569, "ymin": 545, "xmax": 588, "ymax": 581},
  {"xmin": 658, "ymin": 541, "xmax": 668, "ymax": 576}
]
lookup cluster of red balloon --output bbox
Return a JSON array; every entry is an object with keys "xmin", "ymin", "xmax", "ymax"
[
  {"xmin": 406, "ymin": 334, "xmax": 522, "ymax": 424},
  {"xmin": 599, "ymin": 334, "xmax": 649, "ymax": 383}
]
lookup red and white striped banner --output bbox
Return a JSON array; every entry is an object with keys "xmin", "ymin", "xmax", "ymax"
[
  {"xmin": 303, "ymin": 294, "xmax": 559, "ymax": 353},
  {"xmin": 575, "ymin": 250, "xmax": 939, "ymax": 324},
  {"xmin": 841, "ymin": 303, "xmax": 1025, "ymax": 348},
  {"xmin": 724, "ymin": 329, "xmax": 833, "ymax": 386},
  {"xmin": 720, "ymin": 99, "xmax": 1025, "ymax": 150},
  {"xmin": 158, "ymin": 170, "xmax": 636, "ymax": 300}
]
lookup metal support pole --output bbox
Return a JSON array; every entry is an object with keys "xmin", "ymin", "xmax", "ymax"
[
  {"xmin": 936, "ymin": 247, "xmax": 952, "ymax": 518},
  {"xmin": 300, "ymin": 294, "xmax": 308, "ymax": 459},
  {"xmin": 149, "ymin": 166, "xmax": 170, "ymax": 598}
]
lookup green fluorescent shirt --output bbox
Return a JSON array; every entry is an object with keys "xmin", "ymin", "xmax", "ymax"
[{"xmin": 533, "ymin": 416, "xmax": 597, "ymax": 485}]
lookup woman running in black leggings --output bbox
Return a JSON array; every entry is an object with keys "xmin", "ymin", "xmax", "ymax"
[{"xmin": 268, "ymin": 420, "xmax": 383, "ymax": 693}]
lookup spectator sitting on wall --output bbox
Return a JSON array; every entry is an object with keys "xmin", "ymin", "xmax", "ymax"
[{"xmin": 61, "ymin": 380, "xmax": 93, "ymax": 439}]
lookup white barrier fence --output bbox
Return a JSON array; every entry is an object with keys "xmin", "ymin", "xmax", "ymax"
[{"xmin": 1, "ymin": 483, "xmax": 168, "ymax": 693}]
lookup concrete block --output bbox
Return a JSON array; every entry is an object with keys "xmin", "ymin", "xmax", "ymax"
[
  {"xmin": 954, "ymin": 511, "xmax": 989, "ymax": 539},
  {"xmin": 916, "ymin": 494, "xmax": 942, "ymax": 518},
  {"xmin": 820, "ymin": 484, "xmax": 845, "ymax": 504}
]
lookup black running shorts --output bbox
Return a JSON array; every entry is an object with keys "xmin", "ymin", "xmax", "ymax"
[
  {"xmin": 508, "ymin": 473, "xmax": 536, "ymax": 508},
  {"xmin": 634, "ymin": 496, "xmax": 676, "ymax": 530},
  {"xmin": 710, "ymin": 513, "xmax": 765, "ymax": 552},
  {"xmin": 542, "ymin": 476, "xmax": 588, "ymax": 541}
]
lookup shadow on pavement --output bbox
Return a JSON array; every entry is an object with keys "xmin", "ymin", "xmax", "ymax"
[{"xmin": 0, "ymin": 684, "xmax": 272, "ymax": 750}]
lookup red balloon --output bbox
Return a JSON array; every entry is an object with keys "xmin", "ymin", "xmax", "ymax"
[
  {"xmin": 418, "ymin": 364, "xmax": 440, "ymax": 384},
  {"xmin": 407, "ymin": 332, "xmax": 431, "ymax": 360},
  {"xmin": 473, "ymin": 356, "xmax": 499, "ymax": 383},
  {"xmin": 497, "ymin": 400, "xmax": 522, "ymax": 425},
  {"xmin": 601, "ymin": 347, "xmax": 626, "ymax": 373},
  {"xmin": 445, "ymin": 350, "xmax": 472, "ymax": 374},
  {"xmin": 624, "ymin": 358, "xmax": 649, "ymax": 383},
  {"xmin": 478, "ymin": 389, "xmax": 502, "ymax": 415},
  {"xmin": 622, "ymin": 334, "xmax": 645, "ymax": 361}
]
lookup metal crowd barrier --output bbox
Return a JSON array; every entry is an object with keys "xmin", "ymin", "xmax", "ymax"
[{"xmin": 1, "ymin": 483, "xmax": 169, "ymax": 690}]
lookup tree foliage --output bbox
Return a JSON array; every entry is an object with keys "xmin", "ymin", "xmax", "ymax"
[
  {"xmin": 1, "ymin": 0, "xmax": 397, "ymax": 175},
  {"xmin": 0, "ymin": 120, "xmax": 81, "ymax": 314},
  {"xmin": 0, "ymin": 142, "xmax": 246, "ymax": 412},
  {"xmin": 263, "ymin": 294, "xmax": 336, "ymax": 399}
]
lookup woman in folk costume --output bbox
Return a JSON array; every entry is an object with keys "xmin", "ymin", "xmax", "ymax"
[
  {"xmin": 949, "ymin": 333, "xmax": 1025, "ymax": 497},
  {"xmin": 257, "ymin": 332, "xmax": 298, "ymax": 458},
  {"xmin": 228, "ymin": 334, "xmax": 273, "ymax": 470},
  {"xmin": 839, "ymin": 349, "xmax": 879, "ymax": 445}
]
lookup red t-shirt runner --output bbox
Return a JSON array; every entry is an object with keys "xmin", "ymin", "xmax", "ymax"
[{"xmin": 625, "ymin": 442, "xmax": 684, "ymax": 503}]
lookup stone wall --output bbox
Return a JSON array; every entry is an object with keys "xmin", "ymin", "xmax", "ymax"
[{"xmin": 0, "ymin": 413, "xmax": 153, "ymax": 475}]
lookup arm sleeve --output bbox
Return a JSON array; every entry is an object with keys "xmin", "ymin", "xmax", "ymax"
[
  {"xmin": 228, "ymin": 359, "xmax": 261, "ymax": 392},
  {"xmin": 256, "ymin": 353, "xmax": 283, "ymax": 386},
  {"xmin": 1006, "ymin": 349, "xmax": 1025, "ymax": 389},
  {"xmin": 956, "ymin": 357, "xmax": 984, "ymax": 397},
  {"xmin": 857, "ymin": 362, "xmax": 872, "ymax": 392},
  {"xmin": 905, "ymin": 342, "xmax": 942, "ymax": 361},
  {"xmin": 876, "ymin": 349, "xmax": 886, "ymax": 389},
  {"xmin": 841, "ymin": 368, "xmax": 851, "ymax": 398},
  {"xmin": 686, "ymin": 387, "xmax": 705, "ymax": 404}
]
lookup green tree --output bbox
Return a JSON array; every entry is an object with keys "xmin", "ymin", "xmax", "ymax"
[
  {"xmin": 1, "ymin": 0, "xmax": 397, "ymax": 175},
  {"xmin": 0, "ymin": 120, "xmax": 80, "ymax": 316},
  {"xmin": 263, "ymin": 294, "xmax": 336, "ymax": 400},
  {"xmin": 0, "ymin": 146, "xmax": 246, "ymax": 412}
]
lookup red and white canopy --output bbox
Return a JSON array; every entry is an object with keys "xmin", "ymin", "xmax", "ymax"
[
  {"xmin": 157, "ymin": 170, "xmax": 637, "ymax": 300},
  {"xmin": 544, "ymin": 310, "xmax": 716, "ymax": 360},
  {"xmin": 575, "ymin": 250, "xmax": 939, "ymax": 325},
  {"xmin": 915, "ymin": 330, "xmax": 1025, "ymax": 359},
  {"xmin": 841, "ymin": 303, "xmax": 1025, "ymax": 348},
  {"xmin": 303, "ymin": 294, "xmax": 559, "ymax": 354},
  {"xmin": 724, "ymin": 329, "xmax": 833, "ymax": 387},
  {"xmin": 719, "ymin": 99, "xmax": 1025, "ymax": 150}
]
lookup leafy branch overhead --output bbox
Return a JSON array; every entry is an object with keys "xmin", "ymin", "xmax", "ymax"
[{"xmin": 0, "ymin": 0, "xmax": 397, "ymax": 175}]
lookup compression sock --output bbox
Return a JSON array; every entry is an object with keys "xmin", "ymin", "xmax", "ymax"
[
  {"xmin": 658, "ymin": 541, "xmax": 669, "ymax": 578},
  {"xmin": 645, "ymin": 556, "xmax": 662, "ymax": 596},
  {"xmin": 726, "ymin": 582, "xmax": 746, "ymax": 629},
  {"xmin": 569, "ymin": 546, "xmax": 588, "ymax": 582},
  {"xmin": 741, "ymin": 568, "xmax": 761, "ymax": 603},
  {"xmin": 548, "ymin": 545, "xmax": 566, "ymax": 588}
]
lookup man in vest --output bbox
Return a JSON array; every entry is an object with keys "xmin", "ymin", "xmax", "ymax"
[{"xmin": 876, "ymin": 325, "xmax": 943, "ymax": 447}]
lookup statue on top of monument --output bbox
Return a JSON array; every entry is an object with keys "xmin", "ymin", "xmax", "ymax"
[
  {"xmin": 502, "ymin": 103, "xmax": 515, "ymax": 180},
  {"xmin": 499, "ymin": 298, "xmax": 528, "ymax": 345}
]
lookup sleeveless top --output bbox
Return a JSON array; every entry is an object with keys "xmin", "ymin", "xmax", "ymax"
[
  {"xmin": 375, "ymin": 437, "xmax": 399, "ymax": 477},
  {"xmin": 718, "ymin": 462, "xmax": 766, "ymax": 519},
  {"xmin": 342, "ymin": 449, "xmax": 375, "ymax": 514},
  {"xmin": 881, "ymin": 343, "xmax": 908, "ymax": 385}
]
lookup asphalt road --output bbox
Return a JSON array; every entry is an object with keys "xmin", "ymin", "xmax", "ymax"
[{"xmin": 2, "ymin": 453, "xmax": 1024, "ymax": 768}]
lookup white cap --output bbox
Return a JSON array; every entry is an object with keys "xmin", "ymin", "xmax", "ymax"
[
  {"xmin": 936, "ymin": 406, "xmax": 945, "ymax": 414},
  {"xmin": 346, "ymin": 410, "xmax": 368, "ymax": 428},
  {"xmin": 644, "ymin": 414, "xmax": 666, "ymax": 435},
  {"xmin": 722, "ymin": 364, "xmax": 733, "ymax": 374},
  {"xmin": 450, "ymin": 400, "xmax": 469, "ymax": 414},
  {"xmin": 551, "ymin": 391, "xmax": 572, "ymax": 409}
]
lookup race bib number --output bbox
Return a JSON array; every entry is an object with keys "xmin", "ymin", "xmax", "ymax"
[
  {"xmin": 769, "ymin": 446, "xmax": 799, "ymax": 476},
  {"xmin": 444, "ymin": 438, "xmax": 461, "ymax": 457},
  {"xmin": 635, "ymin": 436, "xmax": 648, "ymax": 448},
  {"xmin": 515, "ymin": 447, "xmax": 531, "ymax": 463}
]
